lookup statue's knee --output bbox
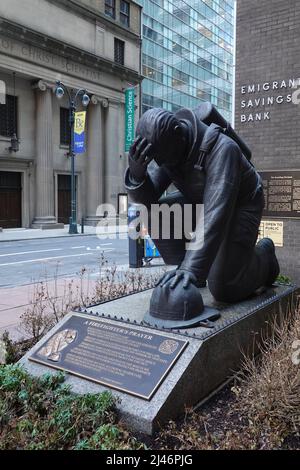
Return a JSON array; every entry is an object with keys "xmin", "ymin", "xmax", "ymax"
[
  {"xmin": 208, "ymin": 280, "xmax": 239, "ymax": 303},
  {"xmin": 208, "ymin": 281, "xmax": 227, "ymax": 302}
]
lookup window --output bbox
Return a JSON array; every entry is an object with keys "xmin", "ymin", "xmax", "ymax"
[
  {"xmin": 114, "ymin": 38, "xmax": 125, "ymax": 65},
  {"xmin": 60, "ymin": 108, "xmax": 70, "ymax": 146},
  {"xmin": 105, "ymin": 0, "xmax": 115, "ymax": 19},
  {"xmin": 173, "ymin": 3, "xmax": 190, "ymax": 23},
  {"xmin": 120, "ymin": 1, "xmax": 130, "ymax": 27},
  {"xmin": 143, "ymin": 25, "xmax": 158, "ymax": 42},
  {"xmin": 0, "ymin": 95, "xmax": 18, "ymax": 137},
  {"xmin": 143, "ymin": 65, "xmax": 163, "ymax": 83},
  {"xmin": 197, "ymin": 57, "xmax": 212, "ymax": 71}
]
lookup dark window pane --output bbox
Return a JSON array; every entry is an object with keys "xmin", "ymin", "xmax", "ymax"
[
  {"xmin": 105, "ymin": 0, "xmax": 115, "ymax": 19},
  {"xmin": 0, "ymin": 95, "xmax": 18, "ymax": 137},
  {"xmin": 114, "ymin": 38, "xmax": 125, "ymax": 65},
  {"xmin": 197, "ymin": 57, "xmax": 212, "ymax": 71},
  {"xmin": 60, "ymin": 107, "xmax": 70, "ymax": 146},
  {"xmin": 120, "ymin": 0, "xmax": 130, "ymax": 27},
  {"xmin": 143, "ymin": 25, "xmax": 158, "ymax": 41},
  {"xmin": 142, "ymin": 94, "xmax": 163, "ymax": 109}
]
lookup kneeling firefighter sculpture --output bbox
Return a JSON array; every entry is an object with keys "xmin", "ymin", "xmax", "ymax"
[{"xmin": 124, "ymin": 103, "xmax": 280, "ymax": 329}]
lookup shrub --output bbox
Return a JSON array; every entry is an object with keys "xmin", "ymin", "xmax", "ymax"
[
  {"xmin": 2, "ymin": 256, "xmax": 164, "ymax": 364},
  {"xmin": 0, "ymin": 364, "xmax": 142, "ymax": 450}
]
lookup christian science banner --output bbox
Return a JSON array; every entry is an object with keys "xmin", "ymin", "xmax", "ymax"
[{"xmin": 125, "ymin": 88, "xmax": 135, "ymax": 152}]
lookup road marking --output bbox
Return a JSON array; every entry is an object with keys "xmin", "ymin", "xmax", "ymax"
[
  {"xmin": 71, "ymin": 246, "xmax": 86, "ymax": 249},
  {"xmin": 0, "ymin": 248, "xmax": 62, "ymax": 258},
  {"xmin": 0, "ymin": 253, "xmax": 94, "ymax": 266},
  {"xmin": 0, "ymin": 249, "xmax": 115, "ymax": 267}
]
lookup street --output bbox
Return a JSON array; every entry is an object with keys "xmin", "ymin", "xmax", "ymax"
[
  {"xmin": 0, "ymin": 232, "xmax": 166, "ymax": 339},
  {"xmin": 0, "ymin": 235, "xmax": 129, "ymax": 288},
  {"xmin": 0, "ymin": 234, "xmax": 129, "ymax": 338}
]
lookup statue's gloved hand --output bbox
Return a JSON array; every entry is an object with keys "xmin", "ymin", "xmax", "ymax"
[
  {"xmin": 158, "ymin": 269, "xmax": 206, "ymax": 290},
  {"xmin": 128, "ymin": 136, "xmax": 154, "ymax": 183}
]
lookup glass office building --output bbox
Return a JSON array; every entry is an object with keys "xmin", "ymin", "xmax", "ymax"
[{"xmin": 137, "ymin": 0, "xmax": 235, "ymax": 122}]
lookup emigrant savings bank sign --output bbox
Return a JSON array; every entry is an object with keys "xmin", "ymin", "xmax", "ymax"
[{"xmin": 239, "ymin": 77, "xmax": 300, "ymax": 123}]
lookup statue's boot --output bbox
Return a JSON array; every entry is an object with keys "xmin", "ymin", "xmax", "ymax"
[{"xmin": 256, "ymin": 238, "xmax": 280, "ymax": 286}]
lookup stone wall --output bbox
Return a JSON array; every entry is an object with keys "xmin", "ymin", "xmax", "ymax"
[
  {"xmin": 235, "ymin": 0, "xmax": 300, "ymax": 284},
  {"xmin": 0, "ymin": 0, "xmax": 141, "ymax": 73},
  {"xmin": 77, "ymin": 0, "xmax": 141, "ymax": 35},
  {"xmin": 0, "ymin": 0, "xmax": 142, "ymax": 227}
]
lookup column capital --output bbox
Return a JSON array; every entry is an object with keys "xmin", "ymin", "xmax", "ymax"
[
  {"xmin": 91, "ymin": 95, "xmax": 109, "ymax": 108},
  {"xmin": 31, "ymin": 80, "xmax": 55, "ymax": 92}
]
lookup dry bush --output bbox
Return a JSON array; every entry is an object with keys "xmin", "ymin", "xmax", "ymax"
[
  {"xmin": 2, "ymin": 256, "xmax": 164, "ymax": 363},
  {"xmin": 12, "ymin": 254, "xmax": 164, "ymax": 347},
  {"xmin": 233, "ymin": 301, "xmax": 300, "ymax": 448},
  {"xmin": 93, "ymin": 255, "xmax": 161, "ymax": 303},
  {"xmin": 156, "ymin": 301, "xmax": 300, "ymax": 450},
  {"xmin": 19, "ymin": 266, "xmax": 94, "ymax": 342}
]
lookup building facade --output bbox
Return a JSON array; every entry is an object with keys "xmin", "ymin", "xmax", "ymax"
[
  {"xmin": 235, "ymin": 0, "xmax": 300, "ymax": 283},
  {"xmin": 137, "ymin": 0, "xmax": 234, "ymax": 122},
  {"xmin": 0, "ymin": 0, "xmax": 142, "ymax": 229}
]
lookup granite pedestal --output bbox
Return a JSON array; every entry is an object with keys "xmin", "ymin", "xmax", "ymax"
[{"xmin": 20, "ymin": 284, "xmax": 299, "ymax": 435}]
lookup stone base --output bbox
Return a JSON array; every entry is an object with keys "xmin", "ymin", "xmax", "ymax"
[
  {"xmin": 40, "ymin": 223, "xmax": 64, "ymax": 230},
  {"xmin": 32, "ymin": 217, "xmax": 64, "ymax": 230},
  {"xmin": 86, "ymin": 216, "xmax": 128, "ymax": 228},
  {"xmin": 20, "ymin": 284, "xmax": 299, "ymax": 435},
  {"xmin": 84, "ymin": 216, "xmax": 105, "ymax": 227}
]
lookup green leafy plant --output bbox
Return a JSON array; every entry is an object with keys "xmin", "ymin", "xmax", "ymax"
[
  {"xmin": 276, "ymin": 274, "xmax": 292, "ymax": 285},
  {"xmin": 0, "ymin": 365, "xmax": 142, "ymax": 450}
]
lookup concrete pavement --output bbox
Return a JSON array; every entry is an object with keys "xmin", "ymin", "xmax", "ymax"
[
  {"xmin": 0, "ymin": 234, "xmax": 128, "ymax": 339},
  {"xmin": 0, "ymin": 262, "xmax": 166, "ymax": 341},
  {"xmin": 0, "ymin": 232, "xmax": 166, "ymax": 341},
  {"xmin": 0, "ymin": 236, "xmax": 129, "ymax": 288},
  {"xmin": 0, "ymin": 222, "xmax": 128, "ymax": 242},
  {"xmin": 0, "ymin": 277, "xmax": 98, "ymax": 341}
]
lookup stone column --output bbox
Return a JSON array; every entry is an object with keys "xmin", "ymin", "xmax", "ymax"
[
  {"xmin": 32, "ymin": 81, "xmax": 62, "ymax": 228},
  {"xmin": 85, "ymin": 96, "xmax": 106, "ymax": 225},
  {"xmin": 104, "ymin": 99, "xmax": 121, "ymax": 208}
]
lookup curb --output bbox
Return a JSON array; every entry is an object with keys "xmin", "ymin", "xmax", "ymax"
[
  {"xmin": 0, "ymin": 233, "xmax": 96, "ymax": 243},
  {"xmin": 0, "ymin": 228, "xmax": 129, "ymax": 243}
]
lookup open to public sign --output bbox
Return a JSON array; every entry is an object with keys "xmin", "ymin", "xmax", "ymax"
[{"xmin": 74, "ymin": 111, "xmax": 87, "ymax": 154}]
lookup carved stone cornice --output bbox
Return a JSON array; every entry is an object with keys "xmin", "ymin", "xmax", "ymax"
[{"xmin": 0, "ymin": 18, "xmax": 143, "ymax": 85}]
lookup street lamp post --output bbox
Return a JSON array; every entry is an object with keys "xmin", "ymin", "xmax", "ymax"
[{"xmin": 55, "ymin": 81, "xmax": 90, "ymax": 234}]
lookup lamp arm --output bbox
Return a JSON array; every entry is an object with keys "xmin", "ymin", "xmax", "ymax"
[{"xmin": 74, "ymin": 88, "xmax": 87, "ymax": 105}]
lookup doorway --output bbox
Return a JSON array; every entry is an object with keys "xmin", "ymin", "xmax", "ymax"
[
  {"xmin": 58, "ymin": 174, "xmax": 77, "ymax": 225},
  {"xmin": 0, "ymin": 171, "xmax": 22, "ymax": 228}
]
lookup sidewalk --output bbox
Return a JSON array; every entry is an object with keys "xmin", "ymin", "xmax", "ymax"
[
  {"xmin": 0, "ymin": 222, "xmax": 128, "ymax": 243},
  {"xmin": 0, "ymin": 277, "xmax": 97, "ymax": 341},
  {"xmin": 0, "ymin": 261, "xmax": 167, "ymax": 342}
]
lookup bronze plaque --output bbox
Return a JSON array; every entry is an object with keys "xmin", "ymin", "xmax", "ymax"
[
  {"xmin": 29, "ymin": 313, "xmax": 188, "ymax": 400},
  {"xmin": 260, "ymin": 170, "xmax": 300, "ymax": 219}
]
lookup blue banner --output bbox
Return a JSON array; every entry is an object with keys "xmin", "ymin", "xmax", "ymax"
[{"xmin": 74, "ymin": 111, "xmax": 86, "ymax": 154}]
